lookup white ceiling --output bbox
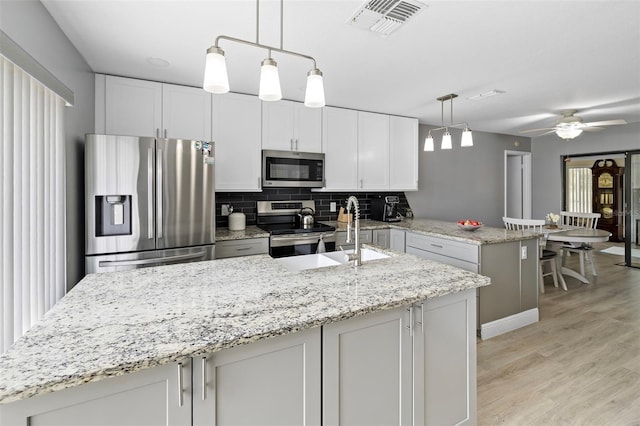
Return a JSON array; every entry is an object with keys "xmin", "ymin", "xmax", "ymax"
[{"xmin": 41, "ymin": 0, "xmax": 640, "ymax": 137}]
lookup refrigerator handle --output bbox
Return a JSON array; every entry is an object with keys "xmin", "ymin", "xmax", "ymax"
[
  {"xmin": 147, "ymin": 147, "xmax": 154, "ymax": 239},
  {"xmin": 157, "ymin": 147, "xmax": 163, "ymax": 239},
  {"xmin": 98, "ymin": 251, "xmax": 206, "ymax": 267}
]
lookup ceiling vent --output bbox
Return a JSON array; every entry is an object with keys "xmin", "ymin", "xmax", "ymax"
[{"xmin": 348, "ymin": 0, "xmax": 427, "ymax": 37}]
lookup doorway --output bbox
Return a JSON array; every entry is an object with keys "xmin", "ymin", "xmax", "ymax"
[
  {"xmin": 625, "ymin": 151, "xmax": 640, "ymax": 268},
  {"xmin": 504, "ymin": 151, "xmax": 531, "ymax": 219}
]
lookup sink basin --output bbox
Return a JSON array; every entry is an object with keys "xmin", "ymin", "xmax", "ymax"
[
  {"xmin": 275, "ymin": 253, "xmax": 342, "ymax": 271},
  {"xmin": 276, "ymin": 248, "xmax": 391, "ymax": 272}
]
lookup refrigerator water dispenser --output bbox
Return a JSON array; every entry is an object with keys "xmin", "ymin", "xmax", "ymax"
[{"xmin": 95, "ymin": 195, "xmax": 132, "ymax": 236}]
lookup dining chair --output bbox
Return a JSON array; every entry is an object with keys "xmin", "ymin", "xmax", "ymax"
[
  {"xmin": 559, "ymin": 211, "xmax": 601, "ymax": 277},
  {"xmin": 502, "ymin": 217, "xmax": 566, "ymax": 293}
]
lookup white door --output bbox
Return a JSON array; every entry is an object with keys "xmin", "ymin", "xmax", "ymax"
[
  {"xmin": 358, "ymin": 111, "xmax": 389, "ymax": 190},
  {"xmin": 105, "ymin": 75, "xmax": 161, "ymax": 137},
  {"xmin": 162, "ymin": 83, "xmax": 212, "ymax": 141},
  {"xmin": 294, "ymin": 102, "xmax": 322, "ymax": 152},
  {"xmin": 504, "ymin": 150, "xmax": 532, "ymax": 218},
  {"xmin": 322, "ymin": 107, "xmax": 358, "ymax": 190}
]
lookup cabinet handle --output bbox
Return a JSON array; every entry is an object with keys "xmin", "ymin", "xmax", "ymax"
[
  {"xmin": 258, "ymin": 177, "xmax": 261, "ymax": 189},
  {"xmin": 164, "ymin": 129, "xmax": 167, "ymax": 138},
  {"xmin": 430, "ymin": 243, "xmax": 443, "ymax": 249},
  {"xmin": 360, "ymin": 179, "xmax": 363, "ymax": 189},
  {"xmin": 406, "ymin": 306, "xmax": 413, "ymax": 336},
  {"xmin": 235, "ymin": 247, "xmax": 252, "ymax": 251},
  {"xmin": 418, "ymin": 303, "xmax": 424, "ymax": 333},
  {"xmin": 201, "ymin": 356, "xmax": 207, "ymax": 401},
  {"xmin": 177, "ymin": 362, "xmax": 184, "ymax": 407},
  {"xmin": 290, "ymin": 138, "xmax": 294, "ymax": 150},
  {"xmin": 156, "ymin": 128, "xmax": 160, "ymax": 138},
  {"xmin": 295, "ymin": 139, "xmax": 299, "ymax": 150}
]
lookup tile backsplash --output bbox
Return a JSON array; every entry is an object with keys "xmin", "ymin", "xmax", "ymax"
[{"xmin": 215, "ymin": 189, "xmax": 412, "ymax": 228}]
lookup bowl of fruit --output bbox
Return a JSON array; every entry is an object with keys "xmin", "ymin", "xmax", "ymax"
[{"xmin": 457, "ymin": 219, "xmax": 483, "ymax": 231}]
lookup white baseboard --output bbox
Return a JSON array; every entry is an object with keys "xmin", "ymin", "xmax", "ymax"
[{"xmin": 480, "ymin": 308, "xmax": 539, "ymax": 340}]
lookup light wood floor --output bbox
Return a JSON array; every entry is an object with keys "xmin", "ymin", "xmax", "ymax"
[{"xmin": 477, "ymin": 242, "xmax": 640, "ymax": 425}]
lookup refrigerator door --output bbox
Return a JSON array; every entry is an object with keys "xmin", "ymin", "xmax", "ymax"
[
  {"xmin": 85, "ymin": 245, "xmax": 215, "ymax": 274},
  {"xmin": 156, "ymin": 139, "xmax": 215, "ymax": 249},
  {"xmin": 85, "ymin": 134, "xmax": 156, "ymax": 255}
]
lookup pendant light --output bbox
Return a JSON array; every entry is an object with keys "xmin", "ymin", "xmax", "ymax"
[
  {"xmin": 423, "ymin": 93, "xmax": 474, "ymax": 151},
  {"xmin": 203, "ymin": 0, "xmax": 325, "ymax": 108}
]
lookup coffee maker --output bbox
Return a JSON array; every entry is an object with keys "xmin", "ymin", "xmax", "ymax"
[{"xmin": 370, "ymin": 196, "xmax": 402, "ymax": 222}]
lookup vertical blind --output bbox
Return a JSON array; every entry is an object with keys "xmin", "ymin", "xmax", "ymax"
[
  {"xmin": 566, "ymin": 168, "xmax": 593, "ymax": 213},
  {"xmin": 1, "ymin": 55, "xmax": 66, "ymax": 353}
]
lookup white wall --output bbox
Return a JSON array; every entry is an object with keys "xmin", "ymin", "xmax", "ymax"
[
  {"xmin": 406, "ymin": 125, "xmax": 532, "ymax": 228},
  {"xmin": 1, "ymin": 1, "xmax": 95, "ymax": 289},
  {"xmin": 531, "ymin": 122, "xmax": 640, "ymax": 219}
]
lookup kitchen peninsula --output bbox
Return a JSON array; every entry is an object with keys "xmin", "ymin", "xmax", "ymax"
[{"xmin": 1, "ymin": 246, "xmax": 488, "ymax": 425}]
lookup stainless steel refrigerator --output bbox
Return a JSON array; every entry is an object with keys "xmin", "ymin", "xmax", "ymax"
[{"xmin": 85, "ymin": 134, "xmax": 215, "ymax": 273}]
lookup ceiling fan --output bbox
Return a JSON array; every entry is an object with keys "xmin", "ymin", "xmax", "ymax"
[{"xmin": 520, "ymin": 110, "xmax": 627, "ymax": 140}]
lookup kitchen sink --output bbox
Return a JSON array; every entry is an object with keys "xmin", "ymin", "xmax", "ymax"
[{"xmin": 275, "ymin": 248, "xmax": 390, "ymax": 272}]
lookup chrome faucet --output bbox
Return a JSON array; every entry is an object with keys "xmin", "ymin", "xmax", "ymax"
[{"xmin": 345, "ymin": 196, "xmax": 361, "ymax": 266}]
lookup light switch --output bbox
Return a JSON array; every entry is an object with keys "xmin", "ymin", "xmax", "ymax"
[
  {"xmin": 521, "ymin": 246, "xmax": 527, "ymax": 260},
  {"xmin": 330, "ymin": 202, "xmax": 337, "ymax": 212}
]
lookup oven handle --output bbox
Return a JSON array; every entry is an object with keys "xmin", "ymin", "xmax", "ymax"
[{"xmin": 271, "ymin": 232, "xmax": 336, "ymax": 247}]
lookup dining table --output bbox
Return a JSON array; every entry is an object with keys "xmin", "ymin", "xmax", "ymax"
[{"xmin": 545, "ymin": 227, "xmax": 612, "ymax": 285}]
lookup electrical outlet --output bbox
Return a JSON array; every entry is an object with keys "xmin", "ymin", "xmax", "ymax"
[
  {"xmin": 221, "ymin": 204, "xmax": 230, "ymax": 216},
  {"xmin": 521, "ymin": 246, "xmax": 527, "ymax": 260},
  {"xmin": 330, "ymin": 202, "xmax": 337, "ymax": 212}
]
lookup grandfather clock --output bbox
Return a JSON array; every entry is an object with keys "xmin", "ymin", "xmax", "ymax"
[{"xmin": 592, "ymin": 159, "xmax": 624, "ymax": 242}]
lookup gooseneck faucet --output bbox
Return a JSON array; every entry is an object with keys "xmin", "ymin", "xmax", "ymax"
[{"xmin": 345, "ymin": 196, "xmax": 361, "ymax": 266}]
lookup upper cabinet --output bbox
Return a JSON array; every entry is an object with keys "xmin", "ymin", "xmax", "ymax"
[
  {"xmin": 213, "ymin": 93, "xmax": 262, "ymax": 192},
  {"xmin": 262, "ymin": 100, "xmax": 322, "ymax": 152},
  {"xmin": 96, "ymin": 74, "xmax": 211, "ymax": 141},
  {"xmin": 322, "ymin": 107, "xmax": 359, "ymax": 190},
  {"xmin": 358, "ymin": 111, "xmax": 390, "ymax": 190},
  {"xmin": 390, "ymin": 116, "xmax": 419, "ymax": 191}
]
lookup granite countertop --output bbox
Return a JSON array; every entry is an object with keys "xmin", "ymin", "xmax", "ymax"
[
  {"xmin": 324, "ymin": 218, "xmax": 540, "ymax": 245},
  {"xmin": 0, "ymin": 246, "xmax": 489, "ymax": 404},
  {"xmin": 215, "ymin": 225, "xmax": 269, "ymax": 241}
]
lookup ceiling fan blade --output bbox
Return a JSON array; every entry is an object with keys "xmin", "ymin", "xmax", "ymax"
[
  {"xmin": 583, "ymin": 126, "xmax": 605, "ymax": 132},
  {"xmin": 583, "ymin": 119, "xmax": 627, "ymax": 127},
  {"xmin": 520, "ymin": 127, "xmax": 555, "ymax": 134}
]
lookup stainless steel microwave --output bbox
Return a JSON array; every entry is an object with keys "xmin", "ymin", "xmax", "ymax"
[{"xmin": 262, "ymin": 150, "xmax": 325, "ymax": 188}]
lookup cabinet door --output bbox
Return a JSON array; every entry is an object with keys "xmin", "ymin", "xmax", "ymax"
[
  {"xmin": 213, "ymin": 93, "xmax": 262, "ymax": 191},
  {"xmin": 0, "ymin": 361, "xmax": 191, "ymax": 426},
  {"xmin": 323, "ymin": 306, "xmax": 413, "ymax": 426},
  {"xmin": 358, "ymin": 111, "xmax": 389, "ymax": 190},
  {"xmin": 373, "ymin": 228, "xmax": 390, "ymax": 248},
  {"xmin": 413, "ymin": 290, "xmax": 477, "ymax": 426},
  {"xmin": 390, "ymin": 116, "xmax": 418, "ymax": 191},
  {"xmin": 105, "ymin": 75, "xmax": 162, "ymax": 137},
  {"xmin": 193, "ymin": 328, "xmax": 321, "ymax": 426},
  {"xmin": 294, "ymin": 102, "xmax": 322, "ymax": 152},
  {"xmin": 322, "ymin": 107, "xmax": 358, "ymax": 190},
  {"xmin": 262, "ymin": 100, "xmax": 295, "ymax": 150},
  {"xmin": 162, "ymin": 83, "xmax": 212, "ymax": 141},
  {"xmin": 390, "ymin": 228, "xmax": 406, "ymax": 252}
]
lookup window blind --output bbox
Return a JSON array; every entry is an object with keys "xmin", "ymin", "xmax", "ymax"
[
  {"xmin": 566, "ymin": 168, "xmax": 593, "ymax": 213},
  {"xmin": 1, "ymin": 55, "xmax": 66, "ymax": 353}
]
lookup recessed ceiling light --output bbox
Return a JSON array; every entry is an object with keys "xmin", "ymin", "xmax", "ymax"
[
  {"xmin": 146, "ymin": 57, "xmax": 170, "ymax": 68},
  {"xmin": 467, "ymin": 89, "xmax": 505, "ymax": 101}
]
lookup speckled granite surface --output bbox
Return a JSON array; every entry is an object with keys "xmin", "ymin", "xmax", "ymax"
[
  {"xmin": 324, "ymin": 218, "xmax": 539, "ymax": 245},
  {"xmin": 0, "ymin": 246, "xmax": 489, "ymax": 404},
  {"xmin": 215, "ymin": 225, "xmax": 269, "ymax": 241}
]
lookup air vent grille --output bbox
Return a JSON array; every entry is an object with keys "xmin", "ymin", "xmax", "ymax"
[{"xmin": 348, "ymin": 0, "xmax": 426, "ymax": 36}]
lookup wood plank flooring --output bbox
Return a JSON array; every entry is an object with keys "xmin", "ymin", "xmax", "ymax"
[{"xmin": 477, "ymin": 242, "xmax": 640, "ymax": 425}]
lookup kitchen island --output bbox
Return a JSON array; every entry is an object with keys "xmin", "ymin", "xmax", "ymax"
[{"xmin": 0, "ymin": 246, "xmax": 489, "ymax": 425}]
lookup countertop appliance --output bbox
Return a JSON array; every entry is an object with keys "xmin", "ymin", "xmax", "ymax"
[
  {"xmin": 262, "ymin": 150, "xmax": 325, "ymax": 188},
  {"xmin": 257, "ymin": 200, "xmax": 336, "ymax": 257},
  {"xmin": 85, "ymin": 134, "xmax": 215, "ymax": 273},
  {"xmin": 371, "ymin": 195, "xmax": 402, "ymax": 222}
]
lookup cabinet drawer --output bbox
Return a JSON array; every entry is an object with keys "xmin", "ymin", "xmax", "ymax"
[
  {"xmin": 405, "ymin": 233, "xmax": 479, "ymax": 264},
  {"xmin": 215, "ymin": 238, "xmax": 268, "ymax": 259}
]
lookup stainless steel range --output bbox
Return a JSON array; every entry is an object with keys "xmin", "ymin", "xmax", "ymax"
[{"xmin": 257, "ymin": 200, "xmax": 336, "ymax": 258}]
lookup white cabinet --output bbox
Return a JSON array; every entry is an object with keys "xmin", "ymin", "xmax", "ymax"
[
  {"xmin": 193, "ymin": 327, "xmax": 321, "ymax": 426},
  {"xmin": 212, "ymin": 92, "xmax": 262, "ymax": 191},
  {"xmin": 0, "ymin": 361, "xmax": 191, "ymax": 426},
  {"xmin": 358, "ymin": 111, "xmax": 390, "ymax": 190},
  {"xmin": 323, "ymin": 305, "xmax": 413, "ymax": 425},
  {"xmin": 372, "ymin": 228, "xmax": 390, "ymax": 248},
  {"xmin": 390, "ymin": 228, "xmax": 406, "ymax": 252},
  {"xmin": 262, "ymin": 100, "xmax": 322, "ymax": 152},
  {"xmin": 390, "ymin": 116, "xmax": 419, "ymax": 191},
  {"xmin": 322, "ymin": 107, "xmax": 359, "ymax": 190},
  {"xmin": 96, "ymin": 75, "xmax": 212, "ymax": 141},
  {"xmin": 215, "ymin": 238, "xmax": 268, "ymax": 259}
]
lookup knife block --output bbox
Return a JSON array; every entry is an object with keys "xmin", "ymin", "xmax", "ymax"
[{"xmin": 337, "ymin": 207, "xmax": 352, "ymax": 223}]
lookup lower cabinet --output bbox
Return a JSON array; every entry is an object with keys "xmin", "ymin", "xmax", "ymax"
[
  {"xmin": 214, "ymin": 238, "xmax": 268, "ymax": 259},
  {"xmin": 335, "ymin": 229, "xmax": 373, "ymax": 250},
  {"xmin": 390, "ymin": 228, "xmax": 406, "ymax": 251},
  {"xmin": 0, "ymin": 361, "xmax": 192, "ymax": 426},
  {"xmin": 372, "ymin": 228, "xmax": 390, "ymax": 248}
]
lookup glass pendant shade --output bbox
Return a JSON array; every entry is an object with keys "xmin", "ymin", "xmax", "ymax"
[
  {"xmin": 259, "ymin": 58, "xmax": 282, "ymax": 101},
  {"xmin": 203, "ymin": 46, "xmax": 230, "ymax": 94},
  {"xmin": 555, "ymin": 127, "xmax": 583, "ymax": 140},
  {"xmin": 304, "ymin": 68, "xmax": 325, "ymax": 108},
  {"xmin": 423, "ymin": 134, "xmax": 434, "ymax": 151},
  {"xmin": 441, "ymin": 131, "xmax": 452, "ymax": 150},
  {"xmin": 461, "ymin": 128, "xmax": 473, "ymax": 147}
]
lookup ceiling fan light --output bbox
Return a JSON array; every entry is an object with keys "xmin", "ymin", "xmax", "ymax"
[
  {"xmin": 203, "ymin": 46, "xmax": 229, "ymax": 94},
  {"xmin": 441, "ymin": 131, "xmax": 452, "ymax": 150},
  {"xmin": 424, "ymin": 133, "xmax": 434, "ymax": 151},
  {"xmin": 461, "ymin": 128, "xmax": 473, "ymax": 147},
  {"xmin": 259, "ymin": 58, "xmax": 282, "ymax": 101},
  {"xmin": 556, "ymin": 127, "xmax": 583, "ymax": 140},
  {"xmin": 304, "ymin": 68, "xmax": 325, "ymax": 108}
]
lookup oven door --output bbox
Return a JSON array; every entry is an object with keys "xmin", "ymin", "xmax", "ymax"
[{"xmin": 270, "ymin": 232, "xmax": 336, "ymax": 258}]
